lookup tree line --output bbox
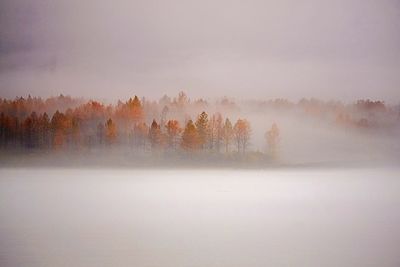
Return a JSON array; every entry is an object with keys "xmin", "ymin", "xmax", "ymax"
[{"xmin": 0, "ymin": 94, "xmax": 280, "ymax": 157}]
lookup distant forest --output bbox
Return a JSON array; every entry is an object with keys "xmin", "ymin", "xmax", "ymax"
[{"xmin": 0, "ymin": 92, "xmax": 398, "ymax": 161}]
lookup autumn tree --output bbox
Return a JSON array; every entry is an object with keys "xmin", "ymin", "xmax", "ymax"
[
  {"xmin": 115, "ymin": 96, "xmax": 143, "ymax": 136},
  {"xmin": 3, "ymin": 116, "xmax": 20, "ymax": 147},
  {"xmin": 165, "ymin": 119, "xmax": 182, "ymax": 150},
  {"xmin": 127, "ymin": 96, "xmax": 143, "ymax": 123},
  {"xmin": 159, "ymin": 95, "xmax": 171, "ymax": 107},
  {"xmin": 105, "ymin": 118, "xmax": 118, "ymax": 145},
  {"xmin": 174, "ymin": 91, "xmax": 189, "ymax": 110},
  {"xmin": 97, "ymin": 122, "xmax": 105, "ymax": 145},
  {"xmin": 69, "ymin": 114, "xmax": 81, "ymax": 148},
  {"xmin": 216, "ymin": 114, "xmax": 224, "ymax": 152},
  {"xmin": 233, "ymin": 119, "xmax": 251, "ymax": 154},
  {"xmin": 181, "ymin": 120, "xmax": 200, "ymax": 151},
  {"xmin": 0, "ymin": 113, "xmax": 4, "ymax": 134},
  {"xmin": 195, "ymin": 111, "xmax": 209, "ymax": 149},
  {"xmin": 51, "ymin": 110, "xmax": 69, "ymax": 149},
  {"xmin": 148, "ymin": 119, "xmax": 164, "ymax": 150},
  {"xmin": 0, "ymin": 113, "xmax": 6, "ymax": 148},
  {"xmin": 209, "ymin": 113, "xmax": 223, "ymax": 152},
  {"xmin": 160, "ymin": 106, "xmax": 169, "ymax": 132},
  {"xmin": 265, "ymin": 123, "xmax": 280, "ymax": 158},
  {"xmin": 0, "ymin": 94, "xmax": 282, "ymax": 157},
  {"xmin": 38, "ymin": 113, "xmax": 50, "ymax": 149},
  {"xmin": 222, "ymin": 118, "xmax": 234, "ymax": 153},
  {"xmin": 355, "ymin": 99, "xmax": 386, "ymax": 113},
  {"xmin": 133, "ymin": 122, "xmax": 148, "ymax": 150},
  {"xmin": 22, "ymin": 116, "xmax": 34, "ymax": 148},
  {"xmin": 22, "ymin": 112, "xmax": 38, "ymax": 148}
]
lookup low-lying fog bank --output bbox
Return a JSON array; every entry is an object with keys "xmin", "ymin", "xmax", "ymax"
[
  {"xmin": 1, "ymin": 168, "xmax": 399, "ymax": 267},
  {"xmin": 1, "ymin": 95, "xmax": 400, "ymax": 168},
  {"xmin": 0, "ymin": 148, "xmax": 398, "ymax": 169}
]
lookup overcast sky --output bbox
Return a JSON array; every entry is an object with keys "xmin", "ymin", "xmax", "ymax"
[{"xmin": 0, "ymin": 0, "xmax": 399, "ymax": 102}]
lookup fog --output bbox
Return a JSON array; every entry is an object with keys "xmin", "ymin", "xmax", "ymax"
[
  {"xmin": 1, "ymin": 1, "xmax": 400, "ymax": 265},
  {"xmin": 1, "ymin": 0, "xmax": 400, "ymax": 101},
  {"xmin": 1, "ymin": 168, "xmax": 400, "ymax": 267},
  {"xmin": 1, "ymin": 94, "xmax": 399, "ymax": 168},
  {"xmin": 239, "ymin": 105, "xmax": 400, "ymax": 165}
]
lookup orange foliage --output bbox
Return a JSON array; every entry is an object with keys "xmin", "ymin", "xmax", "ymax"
[{"xmin": 181, "ymin": 120, "xmax": 200, "ymax": 151}]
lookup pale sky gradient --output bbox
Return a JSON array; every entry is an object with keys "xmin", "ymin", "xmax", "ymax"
[{"xmin": 0, "ymin": 0, "xmax": 399, "ymax": 102}]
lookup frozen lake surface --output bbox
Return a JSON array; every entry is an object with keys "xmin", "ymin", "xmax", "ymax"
[{"xmin": 0, "ymin": 168, "xmax": 400, "ymax": 267}]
